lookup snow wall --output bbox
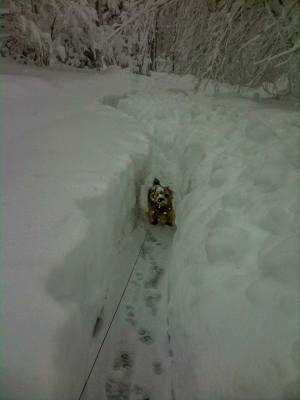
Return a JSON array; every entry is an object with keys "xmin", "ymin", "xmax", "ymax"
[{"xmin": 2, "ymin": 90, "xmax": 149, "ymax": 398}]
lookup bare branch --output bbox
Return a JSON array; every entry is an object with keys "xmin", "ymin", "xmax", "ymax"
[{"xmin": 254, "ymin": 40, "xmax": 300, "ymax": 64}]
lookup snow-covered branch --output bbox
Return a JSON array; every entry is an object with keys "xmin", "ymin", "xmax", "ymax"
[
  {"xmin": 254, "ymin": 40, "xmax": 300, "ymax": 65},
  {"xmin": 0, "ymin": 0, "xmax": 103, "ymax": 67},
  {"xmin": 107, "ymin": 0, "xmax": 173, "ymax": 40},
  {"xmin": 171, "ymin": 0, "xmax": 300, "ymax": 96}
]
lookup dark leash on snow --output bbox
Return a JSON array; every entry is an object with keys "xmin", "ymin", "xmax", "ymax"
[{"xmin": 78, "ymin": 228, "xmax": 150, "ymax": 400}]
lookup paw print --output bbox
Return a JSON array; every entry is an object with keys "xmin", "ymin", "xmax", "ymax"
[
  {"xmin": 144, "ymin": 289, "xmax": 162, "ymax": 314},
  {"xmin": 113, "ymin": 352, "xmax": 133, "ymax": 370},
  {"xmin": 125, "ymin": 305, "xmax": 136, "ymax": 325},
  {"xmin": 138, "ymin": 328, "xmax": 155, "ymax": 345},
  {"xmin": 153, "ymin": 361, "xmax": 163, "ymax": 375},
  {"xmin": 132, "ymin": 384, "xmax": 151, "ymax": 400},
  {"xmin": 136, "ymin": 271, "xmax": 143, "ymax": 281}
]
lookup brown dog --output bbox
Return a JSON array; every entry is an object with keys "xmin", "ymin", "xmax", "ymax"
[{"xmin": 147, "ymin": 178, "xmax": 175, "ymax": 226}]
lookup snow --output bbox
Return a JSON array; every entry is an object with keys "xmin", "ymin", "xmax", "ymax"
[
  {"xmin": 117, "ymin": 87, "xmax": 300, "ymax": 399},
  {"xmin": 81, "ymin": 222, "xmax": 174, "ymax": 400},
  {"xmin": 2, "ymin": 58, "xmax": 300, "ymax": 400},
  {"xmin": 2, "ymin": 60, "xmax": 149, "ymax": 400}
]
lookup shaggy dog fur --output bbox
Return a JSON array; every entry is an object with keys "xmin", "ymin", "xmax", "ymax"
[{"xmin": 147, "ymin": 178, "xmax": 175, "ymax": 226}]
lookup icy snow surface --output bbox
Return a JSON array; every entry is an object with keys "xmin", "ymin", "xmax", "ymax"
[{"xmin": 2, "ymin": 57, "xmax": 300, "ymax": 400}]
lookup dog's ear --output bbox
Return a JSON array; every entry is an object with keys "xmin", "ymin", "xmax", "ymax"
[
  {"xmin": 153, "ymin": 177, "xmax": 160, "ymax": 185},
  {"xmin": 166, "ymin": 186, "xmax": 173, "ymax": 194}
]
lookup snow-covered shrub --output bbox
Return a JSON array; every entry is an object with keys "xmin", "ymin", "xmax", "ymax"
[
  {"xmin": 107, "ymin": 0, "xmax": 299, "ymax": 95},
  {"xmin": 171, "ymin": 0, "xmax": 300, "ymax": 97},
  {"xmin": 103, "ymin": 0, "xmax": 174, "ymax": 75},
  {"xmin": 42, "ymin": 0, "xmax": 102, "ymax": 68},
  {"xmin": 0, "ymin": 0, "xmax": 104, "ymax": 68},
  {"xmin": 0, "ymin": 2, "xmax": 52, "ymax": 65}
]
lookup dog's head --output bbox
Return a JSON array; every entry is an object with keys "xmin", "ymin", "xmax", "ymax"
[{"xmin": 148, "ymin": 178, "xmax": 173, "ymax": 209}]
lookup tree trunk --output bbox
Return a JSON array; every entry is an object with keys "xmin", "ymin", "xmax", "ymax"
[
  {"xmin": 171, "ymin": 4, "xmax": 179, "ymax": 73},
  {"xmin": 150, "ymin": 17, "xmax": 158, "ymax": 71},
  {"xmin": 96, "ymin": 0, "xmax": 103, "ymax": 26}
]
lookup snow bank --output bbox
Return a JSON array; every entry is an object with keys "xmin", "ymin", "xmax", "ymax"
[
  {"xmin": 2, "ymin": 61, "xmax": 149, "ymax": 400},
  {"xmin": 118, "ymin": 89, "xmax": 300, "ymax": 399}
]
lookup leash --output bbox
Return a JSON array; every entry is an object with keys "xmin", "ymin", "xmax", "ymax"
[{"xmin": 78, "ymin": 227, "xmax": 150, "ymax": 399}]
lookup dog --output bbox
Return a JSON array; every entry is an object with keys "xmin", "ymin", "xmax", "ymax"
[{"xmin": 147, "ymin": 178, "xmax": 175, "ymax": 226}]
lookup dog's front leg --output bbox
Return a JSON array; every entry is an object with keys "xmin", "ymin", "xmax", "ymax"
[
  {"xmin": 150, "ymin": 216, "xmax": 158, "ymax": 225},
  {"xmin": 149, "ymin": 209, "xmax": 159, "ymax": 225}
]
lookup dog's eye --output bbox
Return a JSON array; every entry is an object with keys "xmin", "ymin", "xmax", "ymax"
[{"xmin": 165, "ymin": 194, "xmax": 169, "ymax": 197}]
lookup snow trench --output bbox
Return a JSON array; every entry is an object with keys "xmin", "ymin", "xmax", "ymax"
[{"xmin": 79, "ymin": 93, "xmax": 181, "ymax": 400}]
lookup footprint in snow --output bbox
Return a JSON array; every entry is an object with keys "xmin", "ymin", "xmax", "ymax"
[
  {"xmin": 138, "ymin": 327, "xmax": 155, "ymax": 345},
  {"xmin": 113, "ymin": 351, "xmax": 133, "ymax": 370},
  {"xmin": 144, "ymin": 289, "xmax": 162, "ymax": 315},
  {"xmin": 135, "ymin": 271, "xmax": 144, "ymax": 281},
  {"xmin": 146, "ymin": 232, "xmax": 164, "ymax": 247},
  {"xmin": 144, "ymin": 264, "xmax": 164, "ymax": 288},
  {"xmin": 105, "ymin": 376, "xmax": 130, "ymax": 400},
  {"xmin": 132, "ymin": 384, "xmax": 151, "ymax": 400},
  {"xmin": 152, "ymin": 361, "xmax": 163, "ymax": 375},
  {"xmin": 124, "ymin": 305, "xmax": 137, "ymax": 326},
  {"xmin": 146, "ymin": 234, "xmax": 158, "ymax": 243},
  {"xmin": 140, "ymin": 245, "xmax": 152, "ymax": 259}
]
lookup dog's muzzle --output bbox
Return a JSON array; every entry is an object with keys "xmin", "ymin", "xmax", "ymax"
[
  {"xmin": 149, "ymin": 183, "xmax": 170, "ymax": 209},
  {"xmin": 155, "ymin": 194, "xmax": 167, "ymax": 207}
]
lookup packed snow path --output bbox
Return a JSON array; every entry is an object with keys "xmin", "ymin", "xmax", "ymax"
[{"xmin": 81, "ymin": 220, "xmax": 174, "ymax": 400}]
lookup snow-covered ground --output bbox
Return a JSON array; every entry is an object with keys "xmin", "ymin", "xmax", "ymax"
[
  {"xmin": 2, "ymin": 57, "xmax": 300, "ymax": 400},
  {"xmin": 2, "ymin": 60, "xmax": 151, "ymax": 400}
]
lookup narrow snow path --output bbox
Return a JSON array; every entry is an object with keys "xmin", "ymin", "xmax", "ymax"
[
  {"xmin": 79, "ymin": 92, "xmax": 178, "ymax": 400},
  {"xmin": 81, "ymin": 219, "xmax": 174, "ymax": 400}
]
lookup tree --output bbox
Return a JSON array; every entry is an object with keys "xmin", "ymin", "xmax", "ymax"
[
  {"xmin": 105, "ymin": 0, "xmax": 300, "ymax": 95},
  {"xmin": 0, "ymin": 0, "xmax": 103, "ymax": 67},
  {"xmin": 171, "ymin": 0, "xmax": 300, "ymax": 96},
  {"xmin": 1, "ymin": 0, "xmax": 299, "ymax": 96},
  {"xmin": 104, "ymin": 0, "xmax": 175, "ymax": 74}
]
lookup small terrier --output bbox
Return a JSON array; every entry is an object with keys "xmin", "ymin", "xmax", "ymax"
[{"xmin": 147, "ymin": 178, "xmax": 175, "ymax": 226}]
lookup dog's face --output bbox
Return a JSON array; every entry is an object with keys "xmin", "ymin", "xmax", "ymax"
[{"xmin": 148, "ymin": 180, "xmax": 173, "ymax": 209}]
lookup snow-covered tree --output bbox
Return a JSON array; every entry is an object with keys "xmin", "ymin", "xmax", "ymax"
[
  {"xmin": 171, "ymin": 0, "xmax": 300, "ymax": 96},
  {"xmin": 102, "ymin": 0, "xmax": 164, "ymax": 75},
  {"xmin": 1, "ymin": 0, "xmax": 299, "ymax": 96},
  {"xmin": 106, "ymin": 0, "xmax": 299, "ymax": 95},
  {"xmin": 0, "ymin": 1, "xmax": 52, "ymax": 65},
  {"xmin": 0, "ymin": 0, "xmax": 105, "ymax": 67}
]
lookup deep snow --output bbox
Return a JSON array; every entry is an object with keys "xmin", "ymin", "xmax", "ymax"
[
  {"xmin": 2, "ymin": 60, "xmax": 150, "ymax": 399},
  {"xmin": 2, "ymin": 57, "xmax": 300, "ymax": 400}
]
